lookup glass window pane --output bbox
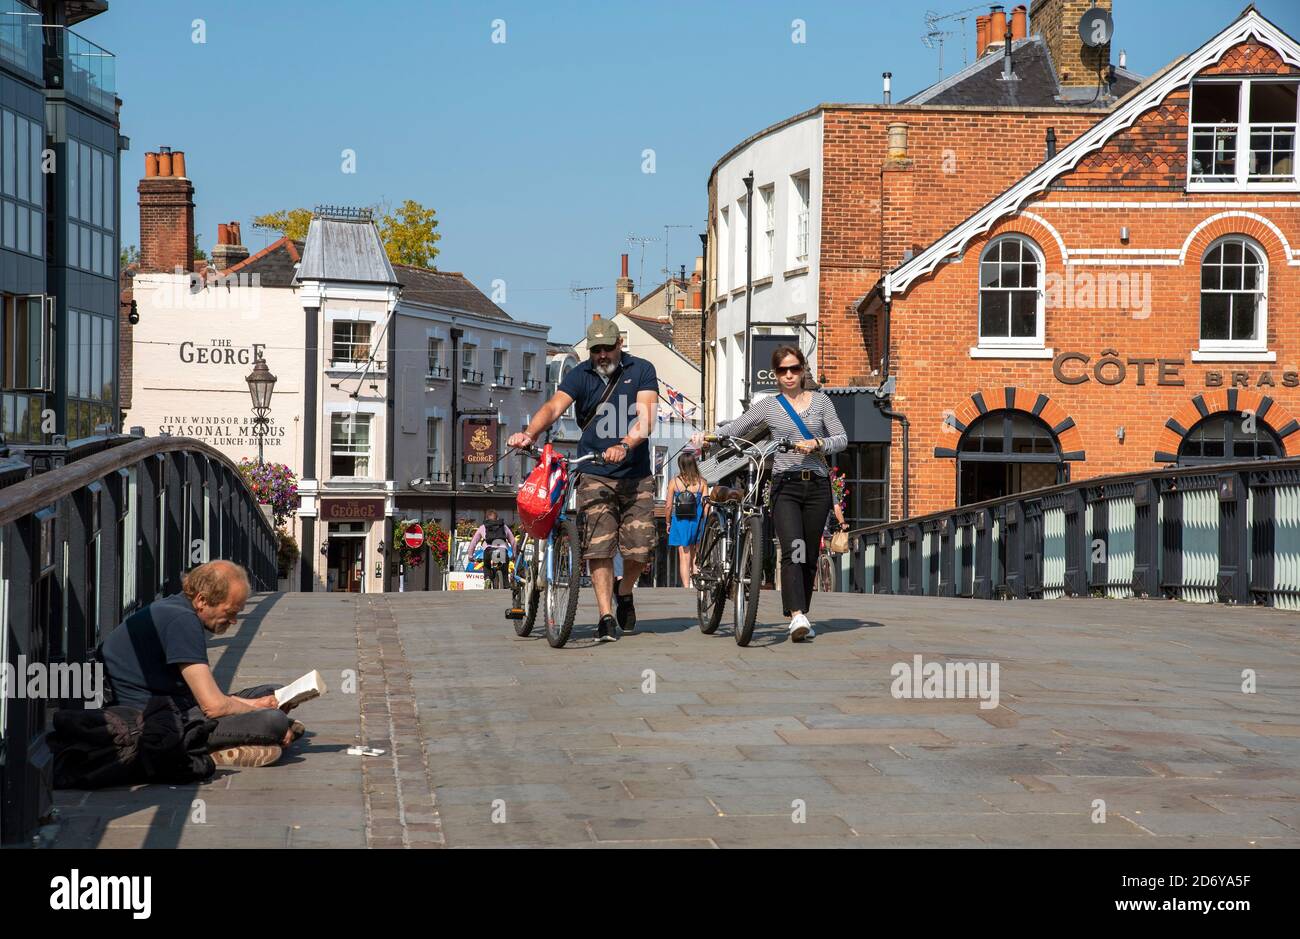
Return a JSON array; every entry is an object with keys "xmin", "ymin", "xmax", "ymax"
[
  {"xmin": 1001, "ymin": 261, "xmax": 1021, "ymax": 288},
  {"xmin": 1201, "ymin": 258, "xmax": 1221, "ymax": 289},
  {"xmin": 91, "ymin": 316, "xmax": 102, "ymax": 402},
  {"xmin": 16, "ymin": 205, "xmax": 26, "ymax": 253},
  {"xmin": 15, "ymin": 115, "xmax": 27, "ymax": 202},
  {"xmin": 67, "ymin": 139, "xmax": 78, "ymax": 220},
  {"xmin": 1010, "ymin": 291, "xmax": 1038, "ymax": 338},
  {"xmin": 1222, "ymin": 259, "xmax": 1242, "ymax": 290},
  {"xmin": 1191, "ymin": 82, "xmax": 1240, "ymax": 122},
  {"xmin": 980, "ymin": 291, "xmax": 1009, "ymax": 338},
  {"xmin": 1201, "ymin": 293, "xmax": 1230, "ymax": 339},
  {"xmin": 67, "ymin": 220, "xmax": 77, "ymax": 266},
  {"xmin": 1222, "ymin": 240, "xmax": 1243, "ymax": 265},
  {"xmin": 1231, "ymin": 294, "xmax": 1257, "ymax": 340},
  {"xmin": 91, "ymin": 224, "xmax": 100, "ymax": 272},
  {"xmin": 80, "ymin": 225, "xmax": 90, "ymax": 268},
  {"xmin": 2, "ymin": 201, "xmax": 13, "ymax": 249},
  {"xmin": 79, "ymin": 312, "xmax": 91, "ymax": 397},
  {"xmin": 103, "ymin": 153, "xmax": 113, "ymax": 224},
  {"xmin": 31, "ymin": 209, "xmax": 41, "ymax": 257},
  {"xmin": 980, "ymin": 261, "xmax": 1001, "ymax": 289},
  {"xmin": 29, "ymin": 120, "xmax": 41, "ymax": 208},
  {"xmin": 79, "ymin": 143, "xmax": 91, "ymax": 221},
  {"xmin": 91, "ymin": 146, "xmax": 101, "ymax": 227},
  {"xmin": 68, "ymin": 311, "xmax": 80, "ymax": 397},
  {"xmin": 1250, "ymin": 82, "xmax": 1298, "ymax": 122},
  {"xmin": 102, "ymin": 316, "xmax": 113, "ymax": 401},
  {"xmin": 2, "ymin": 111, "xmax": 14, "ymax": 197}
]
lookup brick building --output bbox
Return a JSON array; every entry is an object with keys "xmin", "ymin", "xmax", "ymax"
[
  {"xmin": 704, "ymin": 0, "xmax": 1143, "ymax": 530},
  {"xmin": 868, "ymin": 6, "xmax": 1300, "ymax": 517}
]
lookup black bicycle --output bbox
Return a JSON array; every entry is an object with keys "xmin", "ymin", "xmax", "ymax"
[{"xmin": 693, "ymin": 434, "xmax": 793, "ymax": 646}]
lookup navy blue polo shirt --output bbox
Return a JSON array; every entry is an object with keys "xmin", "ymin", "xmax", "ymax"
[{"xmin": 558, "ymin": 352, "xmax": 658, "ymax": 480}]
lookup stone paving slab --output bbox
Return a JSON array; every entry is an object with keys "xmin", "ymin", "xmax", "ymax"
[{"xmin": 47, "ymin": 584, "xmax": 1300, "ymax": 848}]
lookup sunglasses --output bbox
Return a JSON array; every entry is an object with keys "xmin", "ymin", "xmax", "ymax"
[
  {"xmin": 591, "ymin": 345, "xmax": 617, "ymax": 355},
  {"xmin": 774, "ymin": 364, "xmax": 804, "ymax": 376}
]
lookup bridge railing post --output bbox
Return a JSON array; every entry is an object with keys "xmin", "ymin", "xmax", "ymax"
[
  {"xmin": 1132, "ymin": 478, "xmax": 1161, "ymax": 598},
  {"xmin": 1250, "ymin": 469, "xmax": 1277, "ymax": 606},
  {"xmin": 973, "ymin": 508, "xmax": 993, "ymax": 599},
  {"xmin": 1217, "ymin": 470, "xmax": 1251, "ymax": 604}
]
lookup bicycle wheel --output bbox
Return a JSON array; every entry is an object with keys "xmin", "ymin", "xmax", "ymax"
[
  {"xmin": 544, "ymin": 518, "xmax": 582, "ymax": 648},
  {"xmin": 695, "ymin": 511, "xmax": 726, "ymax": 634},
  {"xmin": 734, "ymin": 515, "xmax": 763, "ymax": 647},
  {"xmin": 514, "ymin": 537, "xmax": 541, "ymax": 637}
]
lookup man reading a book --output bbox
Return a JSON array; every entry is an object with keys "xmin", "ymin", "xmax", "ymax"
[{"xmin": 100, "ymin": 560, "xmax": 303, "ymax": 768}]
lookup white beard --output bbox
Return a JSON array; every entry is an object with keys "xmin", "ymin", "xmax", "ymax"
[{"xmin": 594, "ymin": 361, "xmax": 617, "ymax": 380}]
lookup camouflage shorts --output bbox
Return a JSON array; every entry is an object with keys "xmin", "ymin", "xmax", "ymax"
[{"xmin": 577, "ymin": 475, "xmax": 658, "ymax": 562}]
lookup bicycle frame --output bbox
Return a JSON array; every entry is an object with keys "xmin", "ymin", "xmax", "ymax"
[{"xmin": 701, "ymin": 435, "xmax": 789, "ymax": 586}]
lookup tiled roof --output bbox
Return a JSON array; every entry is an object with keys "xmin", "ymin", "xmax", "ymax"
[
  {"xmin": 903, "ymin": 37, "xmax": 1142, "ymax": 108},
  {"xmin": 222, "ymin": 237, "xmax": 303, "ymax": 287},
  {"xmin": 394, "ymin": 266, "xmax": 510, "ymax": 320}
]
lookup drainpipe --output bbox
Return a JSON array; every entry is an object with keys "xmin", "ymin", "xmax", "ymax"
[
  {"xmin": 879, "ymin": 405, "xmax": 910, "ymax": 521},
  {"xmin": 699, "ymin": 231, "xmax": 708, "ymax": 414},
  {"xmin": 742, "ymin": 170, "xmax": 754, "ymax": 410},
  {"xmin": 449, "ymin": 327, "xmax": 462, "ymax": 567}
]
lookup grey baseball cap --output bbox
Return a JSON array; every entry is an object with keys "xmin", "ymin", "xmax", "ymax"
[{"xmin": 586, "ymin": 318, "xmax": 621, "ymax": 347}]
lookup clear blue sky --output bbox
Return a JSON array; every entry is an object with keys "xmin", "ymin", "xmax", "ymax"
[{"xmin": 91, "ymin": 0, "xmax": 1300, "ymax": 343}]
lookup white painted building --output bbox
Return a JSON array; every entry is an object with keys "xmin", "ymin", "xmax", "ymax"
[{"xmin": 708, "ymin": 110, "xmax": 822, "ymax": 423}]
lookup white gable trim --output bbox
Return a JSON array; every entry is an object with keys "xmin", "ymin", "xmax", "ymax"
[{"xmin": 886, "ymin": 8, "xmax": 1300, "ymax": 299}]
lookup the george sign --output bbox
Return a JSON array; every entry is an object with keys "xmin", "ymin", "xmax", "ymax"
[
  {"xmin": 463, "ymin": 418, "xmax": 498, "ymax": 465},
  {"xmin": 750, "ymin": 334, "xmax": 801, "ymax": 395},
  {"xmin": 320, "ymin": 498, "xmax": 385, "ymax": 522},
  {"xmin": 403, "ymin": 525, "xmax": 425, "ymax": 549}
]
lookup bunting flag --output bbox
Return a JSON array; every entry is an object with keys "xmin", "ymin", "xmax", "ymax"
[{"xmin": 663, "ymin": 382, "xmax": 696, "ymax": 420}]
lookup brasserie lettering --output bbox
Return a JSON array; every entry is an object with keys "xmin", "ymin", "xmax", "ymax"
[{"xmin": 1052, "ymin": 350, "xmax": 1297, "ymax": 390}]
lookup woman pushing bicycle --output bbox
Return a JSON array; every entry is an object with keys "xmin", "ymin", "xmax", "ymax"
[{"xmin": 691, "ymin": 344, "xmax": 846, "ymax": 642}]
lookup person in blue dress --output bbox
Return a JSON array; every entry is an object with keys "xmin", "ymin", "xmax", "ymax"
[{"xmin": 665, "ymin": 449, "xmax": 707, "ymax": 588}]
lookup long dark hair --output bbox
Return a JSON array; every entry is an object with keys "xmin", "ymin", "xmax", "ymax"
[{"xmin": 676, "ymin": 449, "xmax": 704, "ymax": 489}]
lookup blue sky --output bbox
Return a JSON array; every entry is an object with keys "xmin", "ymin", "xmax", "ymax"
[{"xmin": 91, "ymin": 0, "xmax": 1300, "ymax": 342}]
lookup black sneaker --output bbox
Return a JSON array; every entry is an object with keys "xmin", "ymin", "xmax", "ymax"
[
  {"xmin": 596, "ymin": 613, "xmax": 620, "ymax": 642},
  {"xmin": 616, "ymin": 592, "xmax": 636, "ymax": 633}
]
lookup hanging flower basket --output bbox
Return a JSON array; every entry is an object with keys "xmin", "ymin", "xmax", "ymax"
[{"xmin": 393, "ymin": 519, "xmax": 449, "ymax": 570}]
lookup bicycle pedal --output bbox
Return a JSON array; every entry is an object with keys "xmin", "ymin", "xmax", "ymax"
[{"xmin": 505, "ymin": 608, "xmax": 524, "ymax": 620}]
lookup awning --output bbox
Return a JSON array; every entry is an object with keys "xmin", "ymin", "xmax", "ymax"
[{"xmin": 823, "ymin": 386, "xmax": 894, "ymax": 444}]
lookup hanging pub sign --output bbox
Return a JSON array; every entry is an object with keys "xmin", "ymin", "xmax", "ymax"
[
  {"xmin": 463, "ymin": 418, "xmax": 499, "ymax": 465},
  {"xmin": 750, "ymin": 334, "xmax": 801, "ymax": 395}
]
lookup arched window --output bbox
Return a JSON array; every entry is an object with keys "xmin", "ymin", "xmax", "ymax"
[
  {"xmin": 1200, "ymin": 236, "xmax": 1266, "ymax": 353},
  {"xmin": 978, "ymin": 235, "xmax": 1044, "ymax": 350},
  {"xmin": 1177, "ymin": 412, "xmax": 1283, "ymax": 466},
  {"xmin": 957, "ymin": 409, "xmax": 1062, "ymax": 505}
]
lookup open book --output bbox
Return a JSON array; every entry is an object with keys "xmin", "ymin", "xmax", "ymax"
[{"xmin": 275, "ymin": 670, "xmax": 327, "ymax": 710}]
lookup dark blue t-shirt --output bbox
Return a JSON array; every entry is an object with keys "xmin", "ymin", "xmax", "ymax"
[
  {"xmin": 101, "ymin": 593, "xmax": 210, "ymax": 710},
  {"xmin": 558, "ymin": 352, "xmax": 658, "ymax": 480}
]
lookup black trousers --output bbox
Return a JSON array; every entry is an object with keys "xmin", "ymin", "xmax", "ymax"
[
  {"xmin": 772, "ymin": 473, "xmax": 832, "ymax": 617},
  {"xmin": 186, "ymin": 684, "xmax": 292, "ymax": 750}
]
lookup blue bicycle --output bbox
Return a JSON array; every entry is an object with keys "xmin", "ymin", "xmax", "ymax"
[{"xmin": 506, "ymin": 447, "xmax": 603, "ymax": 648}]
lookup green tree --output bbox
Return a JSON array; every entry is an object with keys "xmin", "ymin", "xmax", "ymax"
[
  {"xmin": 251, "ymin": 208, "xmax": 313, "ymax": 242},
  {"xmin": 193, "ymin": 235, "xmax": 207, "ymax": 261},
  {"xmin": 378, "ymin": 199, "xmax": 440, "ymax": 268},
  {"xmin": 252, "ymin": 200, "xmax": 441, "ymax": 268},
  {"xmin": 120, "ymin": 244, "xmax": 140, "ymax": 269}
]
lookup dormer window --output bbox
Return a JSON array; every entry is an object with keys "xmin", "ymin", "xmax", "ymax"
[{"xmin": 1189, "ymin": 79, "xmax": 1298, "ymax": 189}]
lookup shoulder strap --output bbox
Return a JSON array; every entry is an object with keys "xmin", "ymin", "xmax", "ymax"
[
  {"xmin": 775, "ymin": 393, "xmax": 814, "ymax": 440},
  {"xmin": 578, "ymin": 364, "xmax": 626, "ymax": 432}
]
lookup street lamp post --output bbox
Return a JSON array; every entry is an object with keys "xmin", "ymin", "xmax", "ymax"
[{"xmin": 245, "ymin": 356, "xmax": 278, "ymax": 466}]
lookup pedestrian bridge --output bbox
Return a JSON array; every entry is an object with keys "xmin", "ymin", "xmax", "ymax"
[
  {"xmin": 37, "ymin": 588, "xmax": 1300, "ymax": 849},
  {"xmin": 5, "ymin": 439, "xmax": 1299, "ymax": 847}
]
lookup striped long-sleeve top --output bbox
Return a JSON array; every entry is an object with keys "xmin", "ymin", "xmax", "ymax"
[{"xmin": 716, "ymin": 392, "xmax": 848, "ymax": 476}]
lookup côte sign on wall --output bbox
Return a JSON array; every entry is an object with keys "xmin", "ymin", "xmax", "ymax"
[{"xmin": 750, "ymin": 334, "xmax": 801, "ymax": 395}]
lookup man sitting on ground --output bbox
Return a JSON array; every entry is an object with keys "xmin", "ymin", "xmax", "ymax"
[{"xmin": 100, "ymin": 560, "xmax": 302, "ymax": 768}]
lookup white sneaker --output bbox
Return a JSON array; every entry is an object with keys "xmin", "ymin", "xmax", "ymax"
[{"xmin": 789, "ymin": 614, "xmax": 814, "ymax": 642}]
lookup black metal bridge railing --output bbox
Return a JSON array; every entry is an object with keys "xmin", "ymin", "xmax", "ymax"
[
  {"xmin": 822, "ymin": 456, "xmax": 1300, "ymax": 612},
  {"xmin": 0, "ymin": 434, "xmax": 279, "ymax": 845}
]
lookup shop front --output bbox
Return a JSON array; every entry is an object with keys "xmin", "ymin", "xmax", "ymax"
[{"xmin": 318, "ymin": 497, "xmax": 385, "ymax": 593}]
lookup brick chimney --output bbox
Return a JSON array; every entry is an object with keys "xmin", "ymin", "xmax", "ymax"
[
  {"xmin": 615, "ymin": 253, "xmax": 637, "ymax": 312},
  {"xmin": 1030, "ymin": 0, "xmax": 1112, "ymax": 89},
  {"xmin": 138, "ymin": 146, "xmax": 195, "ymax": 273},
  {"xmin": 211, "ymin": 220, "xmax": 249, "ymax": 270}
]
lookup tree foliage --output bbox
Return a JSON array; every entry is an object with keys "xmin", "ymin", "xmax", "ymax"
[{"xmin": 252, "ymin": 200, "xmax": 440, "ymax": 268}]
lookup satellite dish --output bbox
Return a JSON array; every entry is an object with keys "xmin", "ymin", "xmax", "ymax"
[{"xmin": 1078, "ymin": 6, "xmax": 1114, "ymax": 48}]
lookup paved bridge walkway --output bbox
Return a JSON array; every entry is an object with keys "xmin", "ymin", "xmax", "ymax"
[{"xmin": 49, "ymin": 588, "xmax": 1300, "ymax": 848}]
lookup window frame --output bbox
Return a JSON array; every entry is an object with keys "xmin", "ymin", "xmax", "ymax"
[
  {"xmin": 329, "ymin": 412, "xmax": 372, "ymax": 479},
  {"xmin": 791, "ymin": 172, "xmax": 811, "ymax": 266},
  {"xmin": 976, "ymin": 234, "xmax": 1046, "ymax": 352},
  {"xmin": 425, "ymin": 415, "xmax": 442, "ymax": 478},
  {"xmin": 1198, "ymin": 234, "xmax": 1268, "ymax": 354},
  {"xmin": 1188, "ymin": 77, "xmax": 1300, "ymax": 191},
  {"xmin": 758, "ymin": 183, "xmax": 775, "ymax": 278},
  {"xmin": 1177, "ymin": 410, "xmax": 1283, "ymax": 466},
  {"xmin": 330, "ymin": 320, "xmax": 372, "ymax": 366}
]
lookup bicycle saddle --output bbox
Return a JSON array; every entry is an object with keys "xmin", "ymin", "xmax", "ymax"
[{"xmin": 708, "ymin": 485, "xmax": 743, "ymax": 504}]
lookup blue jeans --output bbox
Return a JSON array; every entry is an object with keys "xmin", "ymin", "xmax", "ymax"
[{"xmin": 188, "ymin": 684, "xmax": 292, "ymax": 749}]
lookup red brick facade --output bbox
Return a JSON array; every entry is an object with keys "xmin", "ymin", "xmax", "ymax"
[
  {"xmin": 818, "ymin": 106, "xmax": 1103, "ymax": 386},
  {"xmin": 885, "ymin": 36, "xmax": 1300, "ymax": 518}
]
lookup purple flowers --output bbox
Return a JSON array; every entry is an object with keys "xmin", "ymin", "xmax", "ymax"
[{"xmin": 237, "ymin": 459, "xmax": 301, "ymax": 525}]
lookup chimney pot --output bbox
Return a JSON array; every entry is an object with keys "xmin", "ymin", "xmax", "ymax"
[
  {"xmin": 157, "ymin": 149, "xmax": 173, "ymax": 177},
  {"xmin": 882, "ymin": 71, "xmax": 892, "ymax": 105},
  {"xmin": 144, "ymin": 152, "xmax": 158, "ymax": 177},
  {"xmin": 592, "ymin": 313, "xmax": 601, "ymax": 322},
  {"xmin": 231, "ymin": 221, "xmax": 241, "ymax": 244},
  {"xmin": 217, "ymin": 223, "xmax": 230, "ymax": 245},
  {"xmin": 976, "ymin": 15, "xmax": 990, "ymax": 56},
  {"xmin": 620, "ymin": 253, "xmax": 629, "ymax": 278},
  {"xmin": 172, "ymin": 150, "xmax": 187, "ymax": 178},
  {"xmin": 1011, "ymin": 5, "xmax": 1027, "ymax": 41},
  {"xmin": 988, "ymin": 6, "xmax": 1006, "ymax": 50},
  {"xmin": 887, "ymin": 122, "xmax": 909, "ymax": 161}
]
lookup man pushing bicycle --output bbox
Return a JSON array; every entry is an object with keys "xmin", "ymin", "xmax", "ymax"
[{"xmin": 507, "ymin": 318, "xmax": 659, "ymax": 642}]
